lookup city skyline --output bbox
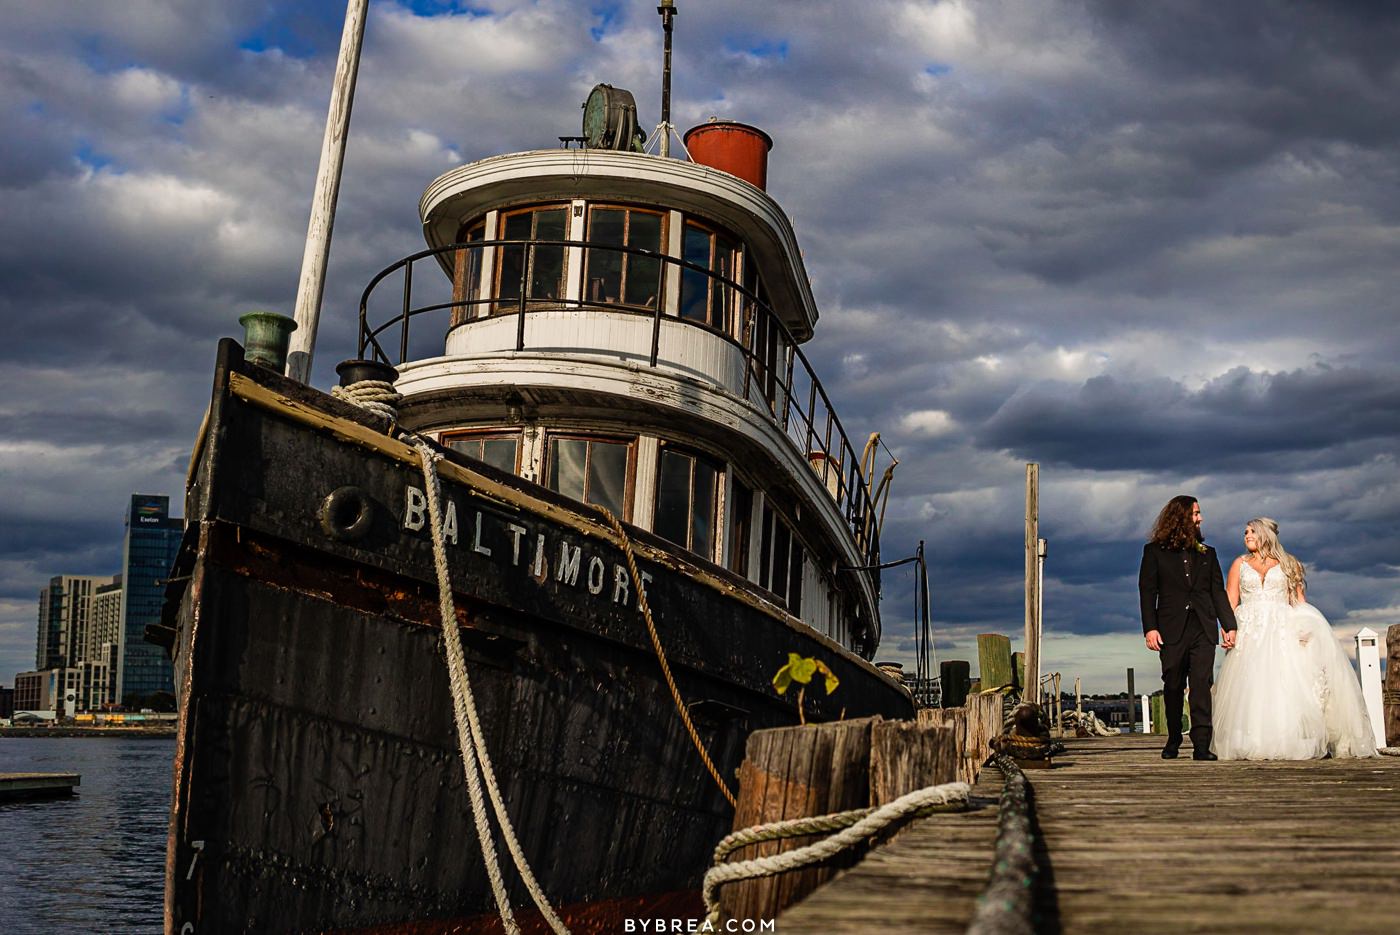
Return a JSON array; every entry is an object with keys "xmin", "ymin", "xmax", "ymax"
[
  {"xmin": 2, "ymin": 1, "xmax": 1398, "ymax": 693},
  {"xmin": 8, "ymin": 494, "xmax": 180, "ymax": 712}
]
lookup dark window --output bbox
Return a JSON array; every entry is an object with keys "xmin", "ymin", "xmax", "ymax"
[
  {"xmin": 451, "ymin": 220, "xmax": 487, "ymax": 324},
  {"xmin": 738, "ymin": 273, "xmax": 786, "ymax": 416},
  {"xmin": 547, "ymin": 435, "xmax": 633, "ymax": 519},
  {"xmin": 757, "ymin": 502, "xmax": 804, "ymax": 613},
  {"xmin": 585, "ymin": 207, "xmax": 664, "ymax": 309},
  {"xmin": 443, "ymin": 432, "xmax": 520, "ymax": 474},
  {"xmin": 679, "ymin": 220, "xmax": 740, "ymax": 330},
  {"xmin": 729, "ymin": 479, "xmax": 753, "ymax": 576},
  {"xmin": 496, "ymin": 206, "xmax": 568, "ymax": 312},
  {"xmin": 654, "ymin": 446, "xmax": 720, "ymax": 559}
]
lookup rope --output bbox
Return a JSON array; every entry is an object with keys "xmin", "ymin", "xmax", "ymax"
[
  {"xmin": 332, "ymin": 379, "xmax": 401, "ymax": 420},
  {"xmin": 965, "ymin": 753, "xmax": 1036, "ymax": 935},
  {"xmin": 703, "ymin": 780, "xmax": 971, "ymax": 923},
  {"xmin": 410, "ymin": 436, "xmax": 569, "ymax": 935},
  {"xmin": 595, "ymin": 505, "xmax": 738, "ymax": 809}
]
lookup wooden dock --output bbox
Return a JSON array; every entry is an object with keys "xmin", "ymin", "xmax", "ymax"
[
  {"xmin": 0, "ymin": 772, "xmax": 81, "ymax": 801},
  {"xmin": 779, "ymin": 734, "xmax": 1400, "ymax": 934}
]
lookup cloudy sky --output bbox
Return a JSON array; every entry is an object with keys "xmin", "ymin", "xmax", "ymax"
[{"xmin": 2, "ymin": 0, "xmax": 1397, "ymax": 695}]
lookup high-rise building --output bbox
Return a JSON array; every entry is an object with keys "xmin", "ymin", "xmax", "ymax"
[
  {"xmin": 87, "ymin": 576, "xmax": 123, "ymax": 709},
  {"xmin": 118, "ymin": 494, "xmax": 183, "ymax": 706},
  {"xmin": 36, "ymin": 575, "xmax": 112, "ymax": 670}
]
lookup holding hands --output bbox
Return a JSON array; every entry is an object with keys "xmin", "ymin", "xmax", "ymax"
[{"xmin": 1147, "ymin": 628, "xmax": 1235, "ymax": 650}]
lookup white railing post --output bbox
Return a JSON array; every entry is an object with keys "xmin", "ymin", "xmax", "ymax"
[
  {"xmin": 1141, "ymin": 693, "xmax": 1151, "ymax": 735},
  {"xmin": 1355, "ymin": 627, "xmax": 1386, "ymax": 749}
]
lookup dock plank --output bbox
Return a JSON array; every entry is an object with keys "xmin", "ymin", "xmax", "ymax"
[{"xmin": 779, "ymin": 734, "xmax": 1400, "ymax": 934}]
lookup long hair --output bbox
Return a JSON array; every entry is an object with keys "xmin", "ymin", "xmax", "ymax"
[
  {"xmin": 1149, "ymin": 495, "xmax": 1199, "ymax": 550},
  {"xmin": 1245, "ymin": 517, "xmax": 1306, "ymax": 604}
]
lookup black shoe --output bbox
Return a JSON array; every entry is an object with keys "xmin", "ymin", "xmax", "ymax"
[
  {"xmin": 1192, "ymin": 750, "xmax": 1218, "ymax": 761},
  {"xmin": 1161, "ymin": 745, "xmax": 1179, "ymax": 759}
]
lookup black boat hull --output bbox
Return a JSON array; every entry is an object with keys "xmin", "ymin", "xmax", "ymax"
[{"xmin": 163, "ymin": 343, "xmax": 912, "ymax": 932}]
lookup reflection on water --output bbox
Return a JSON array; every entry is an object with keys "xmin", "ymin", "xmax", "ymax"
[{"xmin": 0, "ymin": 737, "xmax": 173, "ymax": 933}]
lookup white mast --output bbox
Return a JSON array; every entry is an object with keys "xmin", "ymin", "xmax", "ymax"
[{"xmin": 285, "ymin": 0, "xmax": 369, "ymax": 384}]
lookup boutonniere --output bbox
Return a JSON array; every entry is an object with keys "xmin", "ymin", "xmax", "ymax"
[{"xmin": 1194, "ymin": 541, "xmax": 1207, "ymax": 553}]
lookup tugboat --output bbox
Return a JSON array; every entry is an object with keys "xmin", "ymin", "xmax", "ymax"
[{"xmin": 160, "ymin": 11, "xmax": 917, "ymax": 934}]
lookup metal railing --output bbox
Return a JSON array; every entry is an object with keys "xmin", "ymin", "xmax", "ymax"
[{"xmin": 357, "ymin": 239, "xmax": 884, "ymax": 573}]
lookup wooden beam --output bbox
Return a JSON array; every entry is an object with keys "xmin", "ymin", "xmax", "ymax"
[{"xmin": 1024, "ymin": 463, "xmax": 1040, "ymax": 703}]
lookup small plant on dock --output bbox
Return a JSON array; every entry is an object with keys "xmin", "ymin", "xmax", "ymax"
[{"xmin": 772, "ymin": 653, "xmax": 839, "ymax": 725}]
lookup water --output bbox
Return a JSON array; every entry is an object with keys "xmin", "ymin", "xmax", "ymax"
[{"xmin": 0, "ymin": 737, "xmax": 174, "ymax": 933}]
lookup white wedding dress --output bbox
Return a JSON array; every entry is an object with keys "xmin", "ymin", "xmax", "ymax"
[{"xmin": 1212, "ymin": 562, "xmax": 1378, "ymax": 760}]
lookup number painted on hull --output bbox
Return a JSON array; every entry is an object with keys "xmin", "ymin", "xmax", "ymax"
[{"xmin": 186, "ymin": 839, "xmax": 205, "ymax": 881}]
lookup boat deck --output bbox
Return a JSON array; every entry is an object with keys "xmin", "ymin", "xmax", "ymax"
[{"xmin": 780, "ymin": 733, "xmax": 1400, "ymax": 934}]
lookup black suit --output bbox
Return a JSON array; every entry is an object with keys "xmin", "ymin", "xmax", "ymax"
[{"xmin": 1138, "ymin": 542, "xmax": 1238, "ymax": 750}]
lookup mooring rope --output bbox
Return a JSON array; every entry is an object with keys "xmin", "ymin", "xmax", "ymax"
[
  {"xmin": 965, "ymin": 752, "xmax": 1036, "ymax": 935},
  {"xmin": 702, "ymin": 780, "xmax": 972, "ymax": 924},
  {"xmin": 332, "ymin": 379, "xmax": 401, "ymax": 420},
  {"xmin": 595, "ymin": 504, "xmax": 739, "ymax": 809},
  {"xmin": 330, "ymin": 381, "xmax": 562, "ymax": 933},
  {"xmin": 410, "ymin": 436, "xmax": 569, "ymax": 935}
]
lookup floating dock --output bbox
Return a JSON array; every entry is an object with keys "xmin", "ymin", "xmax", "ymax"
[{"xmin": 0, "ymin": 772, "xmax": 81, "ymax": 802}]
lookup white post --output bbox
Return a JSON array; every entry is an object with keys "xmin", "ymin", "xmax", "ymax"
[
  {"xmin": 286, "ymin": 0, "xmax": 370, "ymax": 384},
  {"xmin": 1037, "ymin": 537, "xmax": 1047, "ymax": 705},
  {"xmin": 1141, "ymin": 693, "xmax": 1150, "ymax": 734},
  {"xmin": 1356, "ymin": 627, "xmax": 1386, "ymax": 749}
]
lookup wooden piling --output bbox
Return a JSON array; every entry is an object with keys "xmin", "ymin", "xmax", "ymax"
[
  {"xmin": 871, "ymin": 721, "xmax": 959, "ymax": 805},
  {"xmin": 1013, "ymin": 651, "xmax": 1026, "ymax": 693},
  {"xmin": 919, "ymin": 692, "xmax": 1001, "ymax": 784},
  {"xmin": 977, "ymin": 634, "xmax": 1013, "ymax": 693},
  {"xmin": 1386, "ymin": 624, "xmax": 1400, "ymax": 746},
  {"xmin": 1149, "ymin": 695, "xmax": 1165, "ymax": 735},
  {"xmin": 721, "ymin": 717, "xmax": 878, "ymax": 921},
  {"xmin": 940, "ymin": 660, "xmax": 970, "ymax": 708},
  {"xmin": 1024, "ymin": 463, "xmax": 1041, "ymax": 703}
]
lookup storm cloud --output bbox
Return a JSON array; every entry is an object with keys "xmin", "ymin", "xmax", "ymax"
[{"xmin": 1, "ymin": 0, "xmax": 1397, "ymax": 691}]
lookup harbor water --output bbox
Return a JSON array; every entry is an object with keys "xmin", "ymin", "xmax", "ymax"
[{"xmin": 0, "ymin": 737, "xmax": 173, "ymax": 933}]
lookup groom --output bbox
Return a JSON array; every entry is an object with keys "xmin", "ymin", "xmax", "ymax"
[{"xmin": 1138, "ymin": 495, "xmax": 1237, "ymax": 760}]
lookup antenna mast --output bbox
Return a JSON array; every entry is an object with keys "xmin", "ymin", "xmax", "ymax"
[{"xmin": 657, "ymin": 1, "xmax": 677, "ymax": 157}]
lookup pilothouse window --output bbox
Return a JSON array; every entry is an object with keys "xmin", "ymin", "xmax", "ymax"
[
  {"xmin": 680, "ymin": 220, "xmax": 740, "ymax": 331},
  {"xmin": 547, "ymin": 435, "xmax": 633, "ymax": 520},
  {"xmin": 451, "ymin": 220, "xmax": 486, "ymax": 324},
  {"xmin": 585, "ymin": 207, "xmax": 664, "ymax": 308},
  {"xmin": 654, "ymin": 446, "xmax": 720, "ymax": 560},
  {"xmin": 496, "ymin": 205, "xmax": 568, "ymax": 312}
]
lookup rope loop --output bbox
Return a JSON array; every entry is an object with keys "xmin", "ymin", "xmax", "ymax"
[{"xmin": 703, "ymin": 780, "xmax": 971, "ymax": 924}]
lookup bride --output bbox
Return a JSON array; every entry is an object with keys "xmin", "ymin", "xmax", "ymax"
[{"xmin": 1212, "ymin": 517, "xmax": 1377, "ymax": 760}]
